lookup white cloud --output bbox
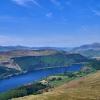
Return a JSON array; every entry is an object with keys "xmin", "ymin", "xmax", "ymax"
[
  {"xmin": 50, "ymin": 0, "xmax": 61, "ymax": 6},
  {"xmin": 50, "ymin": 0, "xmax": 66, "ymax": 10},
  {"xmin": 12, "ymin": 0, "xmax": 40, "ymax": 7},
  {"xmin": 92, "ymin": 9, "xmax": 100, "ymax": 16},
  {"xmin": 46, "ymin": 12, "xmax": 53, "ymax": 18}
]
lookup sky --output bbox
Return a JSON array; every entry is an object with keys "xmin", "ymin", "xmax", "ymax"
[{"xmin": 0, "ymin": 0, "xmax": 100, "ymax": 47}]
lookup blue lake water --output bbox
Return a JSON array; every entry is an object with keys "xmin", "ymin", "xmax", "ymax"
[{"xmin": 0, "ymin": 64, "xmax": 83, "ymax": 93}]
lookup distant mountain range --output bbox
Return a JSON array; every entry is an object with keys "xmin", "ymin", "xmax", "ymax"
[
  {"xmin": 72, "ymin": 43, "xmax": 100, "ymax": 51},
  {"xmin": 0, "ymin": 43, "xmax": 100, "ymax": 58},
  {"xmin": 71, "ymin": 43, "xmax": 100, "ymax": 58},
  {"xmin": 0, "ymin": 46, "xmax": 32, "ymax": 52},
  {"xmin": 0, "ymin": 43, "xmax": 100, "ymax": 51},
  {"xmin": 0, "ymin": 46, "xmax": 69, "ymax": 52}
]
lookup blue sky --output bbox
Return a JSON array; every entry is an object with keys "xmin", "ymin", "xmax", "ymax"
[{"xmin": 0, "ymin": 0, "xmax": 100, "ymax": 47}]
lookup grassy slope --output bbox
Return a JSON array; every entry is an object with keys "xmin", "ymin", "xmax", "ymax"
[{"xmin": 13, "ymin": 71, "xmax": 100, "ymax": 100}]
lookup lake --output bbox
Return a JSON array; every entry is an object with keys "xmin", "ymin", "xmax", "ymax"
[{"xmin": 0, "ymin": 64, "xmax": 82, "ymax": 93}]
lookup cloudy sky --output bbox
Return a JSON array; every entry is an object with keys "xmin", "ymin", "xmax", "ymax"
[{"xmin": 0, "ymin": 0, "xmax": 100, "ymax": 47}]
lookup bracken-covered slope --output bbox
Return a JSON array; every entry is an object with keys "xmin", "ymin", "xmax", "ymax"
[{"xmin": 13, "ymin": 71, "xmax": 100, "ymax": 100}]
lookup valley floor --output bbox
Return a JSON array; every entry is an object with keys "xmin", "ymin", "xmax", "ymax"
[{"xmin": 13, "ymin": 71, "xmax": 100, "ymax": 100}]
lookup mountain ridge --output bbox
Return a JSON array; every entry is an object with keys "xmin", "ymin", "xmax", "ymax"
[{"xmin": 71, "ymin": 43, "xmax": 100, "ymax": 58}]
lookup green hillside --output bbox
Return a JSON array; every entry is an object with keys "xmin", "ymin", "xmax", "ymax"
[{"xmin": 13, "ymin": 53, "xmax": 88, "ymax": 71}]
